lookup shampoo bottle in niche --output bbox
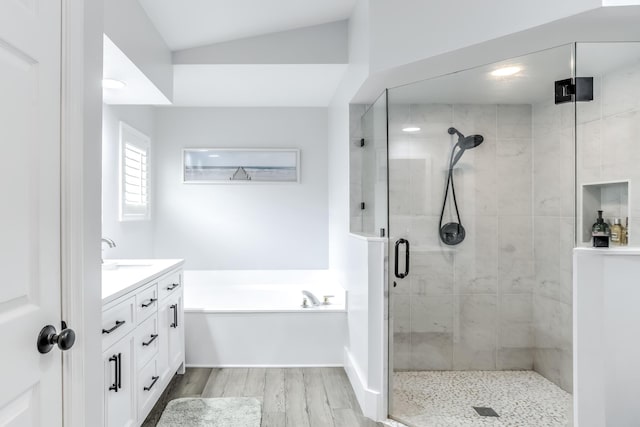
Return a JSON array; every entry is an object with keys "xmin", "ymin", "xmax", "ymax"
[
  {"xmin": 592, "ymin": 210, "xmax": 610, "ymax": 248},
  {"xmin": 624, "ymin": 217, "xmax": 629, "ymax": 245},
  {"xmin": 611, "ymin": 218, "xmax": 623, "ymax": 245}
]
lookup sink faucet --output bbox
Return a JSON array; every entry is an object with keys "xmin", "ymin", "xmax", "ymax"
[
  {"xmin": 302, "ymin": 290, "xmax": 321, "ymax": 307},
  {"xmin": 101, "ymin": 237, "xmax": 116, "ymax": 248},
  {"xmin": 101, "ymin": 238, "xmax": 116, "ymax": 264}
]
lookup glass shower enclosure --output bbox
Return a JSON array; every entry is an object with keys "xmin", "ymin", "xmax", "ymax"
[
  {"xmin": 351, "ymin": 41, "xmax": 640, "ymax": 426},
  {"xmin": 386, "ymin": 44, "xmax": 577, "ymax": 426}
]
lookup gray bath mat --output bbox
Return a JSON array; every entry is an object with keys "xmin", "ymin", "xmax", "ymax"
[{"xmin": 157, "ymin": 397, "xmax": 262, "ymax": 427}]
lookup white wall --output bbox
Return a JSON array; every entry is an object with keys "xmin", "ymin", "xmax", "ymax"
[
  {"xmin": 153, "ymin": 107, "xmax": 328, "ymax": 270},
  {"xmin": 101, "ymin": 104, "xmax": 155, "ymax": 258},
  {"xmin": 103, "ymin": 0, "xmax": 173, "ymax": 101}
]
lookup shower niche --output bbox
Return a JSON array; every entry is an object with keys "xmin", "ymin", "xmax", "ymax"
[{"xmin": 580, "ymin": 180, "xmax": 630, "ymax": 245}]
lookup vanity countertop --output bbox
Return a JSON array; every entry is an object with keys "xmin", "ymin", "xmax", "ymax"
[{"xmin": 102, "ymin": 259, "xmax": 184, "ymax": 304}]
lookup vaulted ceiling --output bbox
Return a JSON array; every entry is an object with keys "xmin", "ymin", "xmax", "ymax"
[{"xmin": 138, "ymin": 0, "xmax": 358, "ymax": 50}]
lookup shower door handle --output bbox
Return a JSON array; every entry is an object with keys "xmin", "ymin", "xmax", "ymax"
[{"xmin": 394, "ymin": 238, "xmax": 410, "ymax": 279}]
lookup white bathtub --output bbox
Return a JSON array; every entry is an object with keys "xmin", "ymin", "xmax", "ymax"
[{"xmin": 184, "ymin": 270, "xmax": 347, "ymax": 367}]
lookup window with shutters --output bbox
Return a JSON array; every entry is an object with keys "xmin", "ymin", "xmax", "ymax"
[{"xmin": 119, "ymin": 122, "xmax": 150, "ymax": 221}]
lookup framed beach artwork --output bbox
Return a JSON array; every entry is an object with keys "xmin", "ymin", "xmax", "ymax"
[{"xmin": 183, "ymin": 148, "xmax": 300, "ymax": 184}]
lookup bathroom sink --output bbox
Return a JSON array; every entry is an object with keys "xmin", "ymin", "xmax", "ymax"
[{"xmin": 102, "ymin": 261, "xmax": 153, "ymax": 270}]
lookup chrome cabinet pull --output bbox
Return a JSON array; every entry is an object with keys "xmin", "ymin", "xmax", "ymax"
[{"xmin": 166, "ymin": 283, "xmax": 180, "ymax": 291}]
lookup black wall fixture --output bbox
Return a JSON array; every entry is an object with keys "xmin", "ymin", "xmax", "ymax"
[{"xmin": 555, "ymin": 77, "xmax": 594, "ymax": 104}]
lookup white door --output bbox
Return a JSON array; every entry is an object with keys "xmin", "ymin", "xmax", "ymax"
[{"xmin": 0, "ymin": 0, "xmax": 64, "ymax": 425}]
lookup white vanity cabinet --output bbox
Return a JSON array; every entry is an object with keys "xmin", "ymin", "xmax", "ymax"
[{"xmin": 102, "ymin": 260, "xmax": 184, "ymax": 427}]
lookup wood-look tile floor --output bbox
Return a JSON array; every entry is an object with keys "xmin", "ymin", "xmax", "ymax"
[{"xmin": 143, "ymin": 367, "xmax": 383, "ymax": 427}]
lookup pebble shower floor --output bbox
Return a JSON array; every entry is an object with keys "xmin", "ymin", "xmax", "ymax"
[{"xmin": 389, "ymin": 370, "xmax": 572, "ymax": 427}]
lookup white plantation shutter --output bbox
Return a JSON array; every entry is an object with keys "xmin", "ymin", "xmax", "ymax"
[{"xmin": 119, "ymin": 122, "xmax": 150, "ymax": 221}]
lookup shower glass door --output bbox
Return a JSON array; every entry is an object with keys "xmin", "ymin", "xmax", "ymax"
[{"xmin": 387, "ymin": 45, "xmax": 576, "ymax": 426}]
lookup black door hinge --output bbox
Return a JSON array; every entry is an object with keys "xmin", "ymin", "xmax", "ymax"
[{"xmin": 555, "ymin": 77, "xmax": 593, "ymax": 104}]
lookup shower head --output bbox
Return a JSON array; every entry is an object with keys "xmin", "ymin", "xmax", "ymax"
[
  {"xmin": 448, "ymin": 127, "xmax": 484, "ymax": 149},
  {"xmin": 447, "ymin": 127, "xmax": 484, "ymax": 168},
  {"xmin": 460, "ymin": 134, "xmax": 484, "ymax": 149}
]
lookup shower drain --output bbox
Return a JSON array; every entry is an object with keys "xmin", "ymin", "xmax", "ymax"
[{"xmin": 473, "ymin": 407, "xmax": 500, "ymax": 417}]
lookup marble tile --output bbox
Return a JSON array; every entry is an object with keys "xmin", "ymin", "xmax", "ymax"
[
  {"xmin": 499, "ymin": 321, "xmax": 532, "ymax": 349},
  {"xmin": 533, "ymin": 127, "xmax": 575, "ymax": 217},
  {"xmin": 533, "ymin": 216, "xmax": 574, "ymax": 305},
  {"xmin": 576, "ymin": 120, "xmax": 602, "ymax": 184},
  {"xmin": 393, "ymin": 294, "xmax": 411, "ymax": 334},
  {"xmin": 602, "ymin": 60, "xmax": 640, "ymax": 118},
  {"xmin": 393, "ymin": 332, "xmax": 411, "ymax": 371},
  {"xmin": 453, "ymin": 104, "xmax": 498, "ymax": 139},
  {"xmin": 410, "ymin": 250, "xmax": 454, "ymax": 295},
  {"xmin": 453, "ymin": 295, "xmax": 498, "ymax": 370},
  {"xmin": 499, "ymin": 293, "xmax": 533, "ymax": 352},
  {"xmin": 411, "ymin": 295, "xmax": 454, "ymax": 334},
  {"xmin": 453, "ymin": 217, "xmax": 498, "ymax": 294},
  {"xmin": 497, "ymin": 104, "xmax": 532, "ymax": 139},
  {"xmin": 533, "ymin": 295, "xmax": 572, "ymax": 352},
  {"xmin": 410, "ymin": 332, "xmax": 454, "ymax": 371},
  {"xmin": 389, "ymin": 159, "xmax": 411, "ymax": 215},
  {"xmin": 533, "ymin": 347, "xmax": 566, "ymax": 394},
  {"xmin": 498, "ymin": 216, "xmax": 534, "ymax": 294},
  {"xmin": 500, "ymin": 294, "xmax": 532, "ymax": 323},
  {"xmin": 601, "ymin": 109, "xmax": 640, "ymax": 181},
  {"xmin": 410, "ymin": 215, "xmax": 444, "ymax": 250},
  {"xmin": 408, "ymin": 104, "xmax": 454, "ymax": 140},
  {"xmin": 497, "ymin": 348, "xmax": 533, "ymax": 370},
  {"xmin": 389, "ymin": 214, "xmax": 411, "ymax": 240},
  {"xmin": 533, "ymin": 99, "xmax": 574, "ymax": 136},
  {"xmin": 496, "ymin": 138, "xmax": 532, "ymax": 216}
]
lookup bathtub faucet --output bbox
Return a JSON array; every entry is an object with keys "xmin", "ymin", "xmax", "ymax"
[{"xmin": 302, "ymin": 290, "xmax": 321, "ymax": 307}]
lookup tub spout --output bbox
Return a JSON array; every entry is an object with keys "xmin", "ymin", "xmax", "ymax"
[{"xmin": 302, "ymin": 290, "xmax": 321, "ymax": 306}]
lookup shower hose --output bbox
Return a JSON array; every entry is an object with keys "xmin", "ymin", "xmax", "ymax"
[{"xmin": 439, "ymin": 145, "xmax": 463, "ymax": 243}]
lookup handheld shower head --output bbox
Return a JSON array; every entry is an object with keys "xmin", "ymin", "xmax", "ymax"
[
  {"xmin": 447, "ymin": 127, "xmax": 484, "ymax": 168},
  {"xmin": 460, "ymin": 134, "xmax": 484, "ymax": 149}
]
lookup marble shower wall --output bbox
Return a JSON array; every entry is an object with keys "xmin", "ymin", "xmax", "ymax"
[
  {"xmin": 529, "ymin": 54, "xmax": 640, "ymax": 394},
  {"xmin": 389, "ymin": 103, "xmax": 535, "ymax": 372},
  {"xmin": 531, "ymin": 99, "xmax": 575, "ymax": 393},
  {"xmin": 577, "ymin": 56, "xmax": 640, "ymax": 245}
]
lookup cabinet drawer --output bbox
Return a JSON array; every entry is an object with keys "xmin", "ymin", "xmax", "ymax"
[
  {"xmin": 136, "ymin": 282, "xmax": 159, "ymax": 323},
  {"xmin": 102, "ymin": 296, "xmax": 135, "ymax": 351},
  {"xmin": 136, "ymin": 313, "xmax": 159, "ymax": 369},
  {"xmin": 158, "ymin": 270, "xmax": 182, "ymax": 300},
  {"xmin": 138, "ymin": 357, "xmax": 161, "ymax": 422}
]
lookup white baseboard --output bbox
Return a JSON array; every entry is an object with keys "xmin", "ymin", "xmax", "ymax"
[
  {"xmin": 343, "ymin": 348, "xmax": 385, "ymax": 421},
  {"xmin": 185, "ymin": 363, "xmax": 344, "ymax": 368}
]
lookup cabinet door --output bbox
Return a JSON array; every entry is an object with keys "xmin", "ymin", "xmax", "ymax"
[
  {"xmin": 104, "ymin": 334, "xmax": 136, "ymax": 427},
  {"xmin": 158, "ymin": 292, "xmax": 184, "ymax": 382}
]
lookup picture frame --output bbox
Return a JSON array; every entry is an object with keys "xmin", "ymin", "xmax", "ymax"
[{"xmin": 183, "ymin": 148, "xmax": 300, "ymax": 184}]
